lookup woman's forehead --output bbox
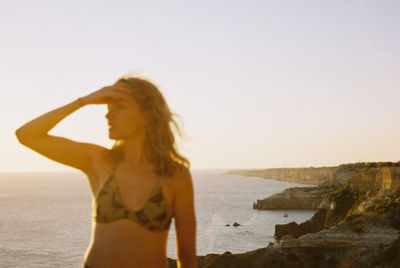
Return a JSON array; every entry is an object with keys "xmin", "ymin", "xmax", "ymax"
[
  {"xmin": 108, "ymin": 99, "xmax": 124, "ymax": 107},
  {"xmin": 111, "ymin": 98, "xmax": 126, "ymax": 104},
  {"xmin": 108, "ymin": 97, "xmax": 137, "ymax": 108}
]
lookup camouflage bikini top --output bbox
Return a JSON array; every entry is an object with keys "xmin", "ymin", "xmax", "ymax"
[{"xmin": 93, "ymin": 163, "xmax": 173, "ymax": 232}]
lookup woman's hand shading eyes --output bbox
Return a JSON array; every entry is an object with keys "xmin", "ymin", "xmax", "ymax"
[{"xmin": 79, "ymin": 85, "xmax": 132, "ymax": 105}]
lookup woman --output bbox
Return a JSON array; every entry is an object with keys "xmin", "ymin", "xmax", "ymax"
[{"xmin": 15, "ymin": 75, "xmax": 197, "ymax": 268}]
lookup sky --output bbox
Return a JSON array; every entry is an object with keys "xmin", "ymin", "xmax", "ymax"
[{"xmin": 1, "ymin": 0, "xmax": 399, "ymax": 172}]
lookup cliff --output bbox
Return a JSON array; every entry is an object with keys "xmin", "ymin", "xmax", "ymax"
[
  {"xmin": 274, "ymin": 166, "xmax": 400, "ymax": 238},
  {"xmin": 167, "ymin": 164, "xmax": 400, "ymax": 267},
  {"xmin": 253, "ymin": 164, "xmax": 359, "ymax": 209},
  {"xmin": 252, "ymin": 186, "xmax": 333, "ymax": 209},
  {"xmin": 227, "ymin": 161, "xmax": 400, "ymax": 185},
  {"xmin": 226, "ymin": 166, "xmax": 338, "ymax": 185},
  {"xmin": 271, "ymin": 165, "xmax": 400, "ymax": 267}
]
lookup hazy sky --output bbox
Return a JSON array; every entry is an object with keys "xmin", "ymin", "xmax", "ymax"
[{"xmin": 1, "ymin": 0, "xmax": 399, "ymax": 172}]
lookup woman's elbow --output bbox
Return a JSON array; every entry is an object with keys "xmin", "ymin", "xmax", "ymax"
[
  {"xmin": 15, "ymin": 128, "xmax": 28, "ymax": 143},
  {"xmin": 15, "ymin": 127, "xmax": 44, "ymax": 144}
]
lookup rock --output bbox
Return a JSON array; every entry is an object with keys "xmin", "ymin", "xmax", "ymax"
[
  {"xmin": 279, "ymin": 215, "xmax": 399, "ymax": 248},
  {"xmin": 283, "ymin": 213, "xmax": 288, "ymax": 217},
  {"xmin": 254, "ymin": 185, "xmax": 335, "ymax": 209},
  {"xmin": 275, "ymin": 222, "xmax": 300, "ymax": 239},
  {"xmin": 280, "ymin": 234, "xmax": 295, "ymax": 240},
  {"xmin": 166, "ymin": 164, "xmax": 400, "ymax": 268},
  {"xmin": 233, "ymin": 222, "xmax": 240, "ymax": 227},
  {"xmin": 274, "ymin": 166, "xmax": 400, "ymax": 241},
  {"xmin": 168, "ymin": 185, "xmax": 400, "ymax": 267},
  {"xmin": 169, "ymin": 235, "xmax": 400, "ymax": 267}
]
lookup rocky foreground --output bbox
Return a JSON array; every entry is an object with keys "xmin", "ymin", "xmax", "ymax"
[{"xmin": 168, "ymin": 162, "xmax": 400, "ymax": 267}]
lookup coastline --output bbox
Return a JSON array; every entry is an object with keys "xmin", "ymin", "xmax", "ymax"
[{"xmin": 168, "ymin": 162, "xmax": 400, "ymax": 267}]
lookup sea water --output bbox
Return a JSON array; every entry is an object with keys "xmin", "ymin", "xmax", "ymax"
[{"xmin": 0, "ymin": 169, "xmax": 316, "ymax": 267}]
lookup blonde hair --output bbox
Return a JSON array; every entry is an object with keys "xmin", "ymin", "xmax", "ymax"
[{"xmin": 109, "ymin": 75, "xmax": 190, "ymax": 177}]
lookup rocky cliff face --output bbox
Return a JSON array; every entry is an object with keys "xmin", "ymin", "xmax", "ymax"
[
  {"xmin": 348, "ymin": 166, "xmax": 400, "ymax": 193},
  {"xmin": 253, "ymin": 164, "xmax": 359, "ymax": 209},
  {"xmin": 167, "ymin": 236, "xmax": 400, "ymax": 267},
  {"xmin": 168, "ymin": 193, "xmax": 400, "ymax": 267},
  {"xmin": 274, "ymin": 166, "xmax": 400, "ymax": 239},
  {"xmin": 227, "ymin": 162, "xmax": 400, "ymax": 186},
  {"xmin": 227, "ymin": 166, "xmax": 338, "ymax": 185},
  {"xmin": 166, "ymin": 164, "xmax": 400, "ymax": 268},
  {"xmin": 271, "ymin": 186, "xmax": 400, "ymax": 267},
  {"xmin": 252, "ymin": 186, "xmax": 333, "ymax": 209}
]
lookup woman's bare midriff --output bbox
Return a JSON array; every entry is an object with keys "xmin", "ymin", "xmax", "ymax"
[
  {"xmin": 82, "ymin": 149, "xmax": 175, "ymax": 268},
  {"xmin": 83, "ymin": 220, "xmax": 170, "ymax": 268}
]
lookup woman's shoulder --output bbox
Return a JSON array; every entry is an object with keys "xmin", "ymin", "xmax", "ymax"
[
  {"xmin": 87, "ymin": 146, "xmax": 114, "ymax": 176},
  {"xmin": 89, "ymin": 145, "xmax": 112, "ymax": 164},
  {"xmin": 170, "ymin": 165, "xmax": 192, "ymax": 188}
]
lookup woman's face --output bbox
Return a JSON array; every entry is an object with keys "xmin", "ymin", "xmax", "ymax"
[{"xmin": 105, "ymin": 89, "xmax": 147, "ymax": 140}]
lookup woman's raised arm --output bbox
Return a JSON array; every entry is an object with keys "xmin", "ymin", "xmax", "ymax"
[
  {"xmin": 15, "ymin": 98, "xmax": 105, "ymax": 175},
  {"xmin": 15, "ymin": 85, "xmax": 131, "ymax": 175}
]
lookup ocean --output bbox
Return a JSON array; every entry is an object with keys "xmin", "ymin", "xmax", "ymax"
[{"xmin": 0, "ymin": 169, "xmax": 316, "ymax": 267}]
